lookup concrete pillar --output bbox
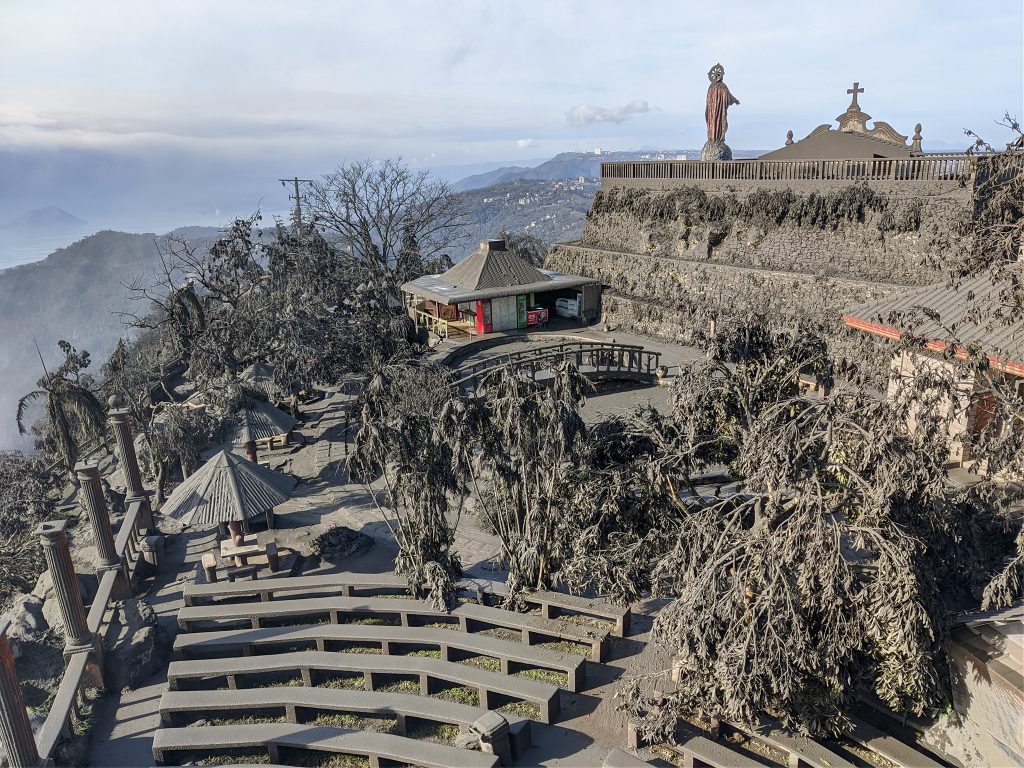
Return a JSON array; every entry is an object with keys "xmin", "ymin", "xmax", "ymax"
[
  {"xmin": 75, "ymin": 463, "xmax": 132, "ymax": 600},
  {"xmin": 0, "ymin": 621, "xmax": 40, "ymax": 767},
  {"xmin": 244, "ymin": 440, "xmax": 258, "ymax": 463},
  {"xmin": 36, "ymin": 521, "xmax": 92, "ymax": 653},
  {"xmin": 75, "ymin": 462, "xmax": 119, "ymax": 570},
  {"xmin": 107, "ymin": 409, "xmax": 144, "ymax": 499},
  {"xmin": 107, "ymin": 409, "xmax": 154, "ymax": 530}
]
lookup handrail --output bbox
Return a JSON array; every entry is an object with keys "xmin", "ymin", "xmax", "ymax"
[
  {"xmin": 600, "ymin": 154, "xmax": 975, "ymax": 183},
  {"xmin": 454, "ymin": 341, "xmax": 661, "ymax": 393},
  {"xmin": 34, "ymin": 497, "xmax": 151, "ymax": 762},
  {"xmin": 414, "ymin": 309, "xmax": 450, "ymax": 339}
]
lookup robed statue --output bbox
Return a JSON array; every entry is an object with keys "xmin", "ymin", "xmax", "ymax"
[{"xmin": 701, "ymin": 63, "xmax": 740, "ymax": 161}]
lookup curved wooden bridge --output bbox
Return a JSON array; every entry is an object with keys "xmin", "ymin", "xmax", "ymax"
[{"xmin": 453, "ymin": 340, "xmax": 663, "ymax": 394}]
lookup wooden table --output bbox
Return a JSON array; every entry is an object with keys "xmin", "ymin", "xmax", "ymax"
[{"xmin": 220, "ymin": 532, "xmax": 271, "ymax": 566}]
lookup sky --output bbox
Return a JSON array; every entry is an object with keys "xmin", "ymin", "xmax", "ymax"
[{"xmin": 1, "ymin": 0, "xmax": 1022, "ymax": 224}]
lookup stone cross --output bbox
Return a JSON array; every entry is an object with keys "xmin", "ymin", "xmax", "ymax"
[{"xmin": 847, "ymin": 82, "xmax": 864, "ymax": 109}]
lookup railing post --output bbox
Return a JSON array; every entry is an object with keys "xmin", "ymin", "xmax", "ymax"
[
  {"xmin": 0, "ymin": 621, "xmax": 40, "ymax": 767},
  {"xmin": 107, "ymin": 409, "xmax": 154, "ymax": 531},
  {"xmin": 75, "ymin": 462, "xmax": 131, "ymax": 600},
  {"xmin": 36, "ymin": 521, "xmax": 103, "ymax": 687}
]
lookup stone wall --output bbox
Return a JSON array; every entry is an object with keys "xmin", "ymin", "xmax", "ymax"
[{"xmin": 579, "ymin": 179, "xmax": 973, "ymax": 286}]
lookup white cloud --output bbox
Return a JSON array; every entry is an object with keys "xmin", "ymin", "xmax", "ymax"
[
  {"xmin": 567, "ymin": 99, "xmax": 653, "ymax": 127},
  {"xmin": 516, "ymin": 138, "xmax": 537, "ymax": 148}
]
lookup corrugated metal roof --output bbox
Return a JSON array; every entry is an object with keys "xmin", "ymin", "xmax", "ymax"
[
  {"xmin": 439, "ymin": 239, "xmax": 550, "ymax": 290},
  {"xmin": 843, "ymin": 265, "xmax": 1023, "ymax": 364},
  {"xmin": 401, "ymin": 268, "xmax": 596, "ymax": 305},
  {"xmin": 240, "ymin": 362, "xmax": 282, "ymax": 400},
  {"xmin": 230, "ymin": 400, "xmax": 299, "ymax": 444},
  {"xmin": 160, "ymin": 449, "xmax": 295, "ymax": 526}
]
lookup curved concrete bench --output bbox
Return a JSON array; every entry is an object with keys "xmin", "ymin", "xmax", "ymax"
[
  {"xmin": 177, "ymin": 594, "xmax": 609, "ymax": 662},
  {"xmin": 173, "ymin": 623, "xmax": 587, "ymax": 692},
  {"xmin": 184, "ymin": 572, "xmax": 631, "ymax": 637},
  {"xmin": 159, "ymin": 687, "xmax": 530, "ymax": 763},
  {"xmin": 166, "ymin": 650, "xmax": 560, "ymax": 723},
  {"xmin": 667, "ymin": 735, "xmax": 765, "ymax": 768},
  {"xmin": 725, "ymin": 716, "xmax": 856, "ymax": 768},
  {"xmin": 152, "ymin": 723, "xmax": 500, "ymax": 767},
  {"xmin": 848, "ymin": 716, "xmax": 945, "ymax": 768}
]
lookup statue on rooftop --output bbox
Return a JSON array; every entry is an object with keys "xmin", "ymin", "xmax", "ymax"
[{"xmin": 702, "ymin": 63, "xmax": 740, "ymax": 161}]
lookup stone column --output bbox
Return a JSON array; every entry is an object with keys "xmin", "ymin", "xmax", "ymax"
[
  {"xmin": 75, "ymin": 462, "xmax": 132, "ymax": 600},
  {"xmin": 75, "ymin": 462, "xmax": 119, "ymax": 570},
  {"xmin": 107, "ymin": 408, "xmax": 154, "ymax": 530},
  {"xmin": 36, "ymin": 521, "xmax": 92, "ymax": 654},
  {"xmin": 244, "ymin": 440, "xmax": 258, "ymax": 463},
  {"xmin": 0, "ymin": 621, "xmax": 40, "ymax": 767}
]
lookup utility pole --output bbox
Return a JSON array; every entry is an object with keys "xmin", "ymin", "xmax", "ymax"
[{"xmin": 279, "ymin": 177, "xmax": 313, "ymax": 228}]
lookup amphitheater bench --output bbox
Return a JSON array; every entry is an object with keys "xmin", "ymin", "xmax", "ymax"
[
  {"xmin": 848, "ymin": 716, "xmax": 945, "ymax": 768},
  {"xmin": 184, "ymin": 571, "xmax": 632, "ymax": 637},
  {"xmin": 152, "ymin": 723, "xmax": 500, "ymax": 767},
  {"xmin": 666, "ymin": 735, "xmax": 765, "ymax": 768},
  {"xmin": 176, "ymin": 594, "xmax": 610, "ymax": 662},
  {"xmin": 173, "ymin": 623, "xmax": 587, "ymax": 692},
  {"xmin": 158, "ymin": 687, "xmax": 530, "ymax": 763},
  {"xmin": 725, "ymin": 716, "xmax": 856, "ymax": 768},
  {"xmin": 166, "ymin": 650, "xmax": 561, "ymax": 723}
]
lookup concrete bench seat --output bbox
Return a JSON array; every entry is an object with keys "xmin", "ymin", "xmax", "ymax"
[
  {"xmin": 152, "ymin": 723, "xmax": 500, "ymax": 767},
  {"xmin": 176, "ymin": 594, "xmax": 610, "ymax": 662},
  {"xmin": 667, "ymin": 734, "xmax": 765, "ymax": 768},
  {"xmin": 166, "ymin": 650, "xmax": 561, "ymax": 723},
  {"xmin": 848, "ymin": 716, "xmax": 945, "ymax": 768},
  {"xmin": 159, "ymin": 687, "xmax": 531, "ymax": 763},
  {"xmin": 184, "ymin": 571, "xmax": 632, "ymax": 637},
  {"xmin": 173, "ymin": 623, "xmax": 587, "ymax": 692},
  {"xmin": 725, "ymin": 716, "xmax": 856, "ymax": 768}
]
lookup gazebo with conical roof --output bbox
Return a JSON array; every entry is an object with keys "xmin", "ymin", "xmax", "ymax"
[
  {"xmin": 401, "ymin": 238, "xmax": 600, "ymax": 336},
  {"xmin": 229, "ymin": 399, "xmax": 300, "ymax": 461},
  {"xmin": 159, "ymin": 449, "xmax": 296, "ymax": 535}
]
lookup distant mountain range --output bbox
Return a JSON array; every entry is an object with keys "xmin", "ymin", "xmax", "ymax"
[
  {"xmin": 452, "ymin": 149, "xmax": 765, "ymax": 192},
  {"xmin": 2, "ymin": 206, "xmax": 86, "ymax": 232}
]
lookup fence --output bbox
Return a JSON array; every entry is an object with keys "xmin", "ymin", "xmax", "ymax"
[
  {"xmin": 600, "ymin": 155, "xmax": 974, "ymax": 184},
  {"xmin": 414, "ymin": 309, "xmax": 450, "ymax": 340},
  {"xmin": 454, "ymin": 340, "xmax": 662, "ymax": 394}
]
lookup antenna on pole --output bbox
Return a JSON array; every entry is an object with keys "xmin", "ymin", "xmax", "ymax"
[{"xmin": 279, "ymin": 177, "xmax": 314, "ymax": 228}]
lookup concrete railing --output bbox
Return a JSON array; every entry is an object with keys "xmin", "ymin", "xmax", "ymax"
[
  {"xmin": 414, "ymin": 309, "xmax": 450, "ymax": 339},
  {"xmin": 0, "ymin": 411, "xmax": 158, "ymax": 767},
  {"xmin": 601, "ymin": 155, "xmax": 974, "ymax": 183}
]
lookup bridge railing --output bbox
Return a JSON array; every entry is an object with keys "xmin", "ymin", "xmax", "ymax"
[
  {"xmin": 454, "ymin": 341, "xmax": 662, "ymax": 393},
  {"xmin": 601, "ymin": 155, "xmax": 974, "ymax": 183}
]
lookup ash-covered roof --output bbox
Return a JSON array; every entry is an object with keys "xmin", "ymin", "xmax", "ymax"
[
  {"xmin": 843, "ymin": 265, "xmax": 1023, "ymax": 373},
  {"xmin": 159, "ymin": 449, "xmax": 295, "ymax": 526},
  {"xmin": 230, "ymin": 399, "xmax": 299, "ymax": 444},
  {"xmin": 402, "ymin": 238, "xmax": 597, "ymax": 304}
]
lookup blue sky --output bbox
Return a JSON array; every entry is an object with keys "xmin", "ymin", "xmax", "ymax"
[{"xmin": 1, "ymin": 0, "xmax": 1021, "ymax": 219}]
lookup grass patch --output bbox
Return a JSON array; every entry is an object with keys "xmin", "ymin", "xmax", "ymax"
[
  {"xmin": 433, "ymin": 686, "xmax": 479, "ymax": 706},
  {"xmin": 345, "ymin": 616, "xmax": 399, "ymax": 626},
  {"xmin": 333, "ymin": 643, "xmax": 382, "ymax": 654},
  {"xmin": 498, "ymin": 700, "xmax": 541, "ymax": 720},
  {"xmin": 378, "ymin": 679, "xmax": 420, "ymax": 695},
  {"xmin": 458, "ymin": 655, "xmax": 501, "ymax": 673},
  {"xmin": 312, "ymin": 713, "xmax": 399, "ymax": 733},
  {"xmin": 276, "ymin": 748, "xmax": 369, "ymax": 768},
  {"xmin": 515, "ymin": 668, "xmax": 567, "ymax": 687},
  {"xmin": 206, "ymin": 714, "xmax": 282, "ymax": 726},
  {"xmin": 406, "ymin": 721, "xmax": 461, "ymax": 745},
  {"xmin": 318, "ymin": 673, "xmax": 365, "ymax": 690},
  {"xmin": 402, "ymin": 648, "xmax": 441, "ymax": 658},
  {"xmin": 190, "ymin": 751, "xmax": 271, "ymax": 766},
  {"xmin": 265, "ymin": 676, "xmax": 303, "ymax": 687},
  {"xmin": 477, "ymin": 627, "xmax": 521, "ymax": 643},
  {"xmin": 422, "ymin": 621, "xmax": 459, "ymax": 630},
  {"xmin": 558, "ymin": 613, "xmax": 610, "ymax": 630},
  {"xmin": 538, "ymin": 640, "xmax": 589, "ymax": 656}
]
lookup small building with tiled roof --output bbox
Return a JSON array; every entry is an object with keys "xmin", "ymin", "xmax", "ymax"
[
  {"xmin": 401, "ymin": 238, "xmax": 600, "ymax": 337},
  {"xmin": 842, "ymin": 266, "xmax": 1023, "ymax": 466}
]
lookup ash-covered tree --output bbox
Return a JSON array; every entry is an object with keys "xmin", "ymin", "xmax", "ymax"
[
  {"xmin": 304, "ymin": 157, "xmax": 467, "ymax": 295},
  {"xmin": 347, "ymin": 360, "xmax": 464, "ymax": 608},
  {"xmin": 500, "ymin": 230, "xmax": 548, "ymax": 268},
  {"xmin": 16, "ymin": 341, "xmax": 106, "ymax": 479},
  {"xmin": 0, "ymin": 451, "xmax": 60, "ymax": 603},
  {"xmin": 620, "ymin": 321, "xmax": 1012, "ymax": 738},
  {"xmin": 452, "ymin": 363, "xmax": 588, "ymax": 598}
]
